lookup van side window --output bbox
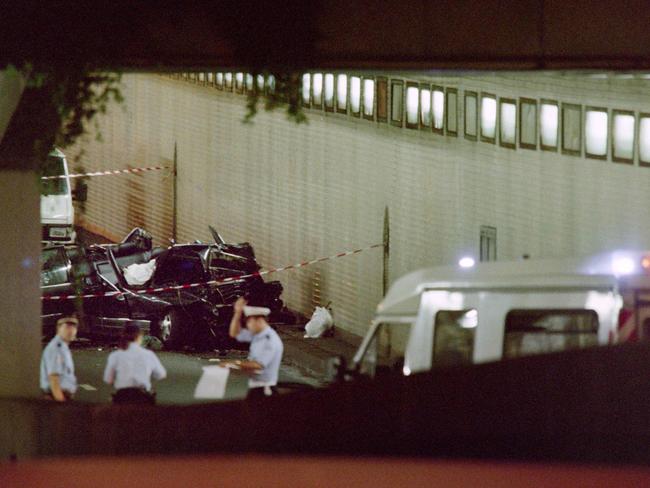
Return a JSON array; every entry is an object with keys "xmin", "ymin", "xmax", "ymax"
[
  {"xmin": 433, "ymin": 310, "xmax": 477, "ymax": 367},
  {"xmin": 503, "ymin": 309, "xmax": 598, "ymax": 359}
]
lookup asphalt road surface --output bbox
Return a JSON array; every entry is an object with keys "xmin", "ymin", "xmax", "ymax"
[{"xmin": 69, "ymin": 342, "xmax": 320, "ymax": 404}]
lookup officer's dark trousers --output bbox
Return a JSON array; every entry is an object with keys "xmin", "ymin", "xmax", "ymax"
[{"xmin": 112, "ymin": 388, "xmax": 156, "ymax": 405}]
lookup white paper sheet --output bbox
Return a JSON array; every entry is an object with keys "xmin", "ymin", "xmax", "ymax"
[{"xmin": 194, "ymin": 365, "xmax": 230, "ymax": 399}]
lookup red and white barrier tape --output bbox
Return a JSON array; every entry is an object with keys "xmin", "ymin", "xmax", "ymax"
[
  {"xmin": 41, "ymin": 165, "xmax": 169, "ymax": 180},
  {"xmin": 41, "ymin": 243, "xmax": 383, "ymax": 301}
]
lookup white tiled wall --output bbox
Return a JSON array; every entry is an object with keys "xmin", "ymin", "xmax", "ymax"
[{"xmin": 70, "ymin": 73, "xmax": 650, "ymax": 337}]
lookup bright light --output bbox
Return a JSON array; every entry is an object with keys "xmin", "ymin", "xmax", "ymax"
[
  {"xmin": 403, "ymin": 365, "xmax": 412, "ymax": 376},
  {"xmin": 350, "ymin": 76, "xmax": 361, "ymax": 113},
  {"xmin": 481, "ymin": 96, "xmax": 497, "ymax": 139},
  {"xmin": 235, "ymin": 72, "xmax": 243, "ymax": 88},
  {"xmin": 216, "ymin": 72, "xmax": 224, "ymax": 86},
  {"xmin": 613, "ymin": 113, "xmax": 635, "ymax": 160},
  {"xmin": 420, "ymin": 89, "xmax": 431, "ymax": 126},
  {"xmin": 224, "ymin": 72, "xmax": 233, "ymax": 87},
  {"xmin": 302, "ymin": 73, "xmax": 311, "ymax": 104},
  {"xmin": 406, "ymin": 86, "xmax": 419, "ymax": 125},
  {"xmin": 337, "ymin": 74, "xmax": 348, "ymax": 110},
  {"xmin": 642, "ymin": 256, "xmax": 650, "ymax": 270},
  {"xmin": 612, "ymin": 256, "xmax": 636, "ymax": 275},
  {"xmin": 500, "ymin": 101, "xmax": 516, "ymax": 144},
  {"xmin": 324, "ymin": 74, "xmax": 334, "ymax": 107},
  {"xmin": 459, "ymin": 257, "xmax": 475, "ymax": 268},
  {"xmin": 540, "ymin": 103, "xmax": 559, "ymax": 147},
  {"xmin": 312, "ymin": 73, "xmax": 323, "ymax": 105},
  {"xmin": 256, "ymin": 74, "xmax": 265, "ymax": 91},
  {"xmin": 246, "ymin": 74, "xmax": 254, "ymax": 90},
  {"xmin": 363, "ymin": 79, "xmax": 374, "ymax": 116},
  {"xmin": 640, "ymin": 117, "xmax": 650, "ymax": 162},
  {"xmin": 459, "ymin": 309, "xmax": 478, "ymax": 329},
  {"xmin": 585, "ymin": 110, "xmax": 608, "ymax": 156},
  {"xmin": 432, "ymin": 89, "xmax": 444, "ymax": 130},
  {"xmin": 266, "ymin": 75, "xmax": 276, "ymax": 93}
]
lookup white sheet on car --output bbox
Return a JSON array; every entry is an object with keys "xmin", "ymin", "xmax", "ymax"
[{"xmin": 123, "ymin": 259, "xmax": 157, "ymax": 286}]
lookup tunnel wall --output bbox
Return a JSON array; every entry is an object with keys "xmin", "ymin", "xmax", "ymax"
[{"xmin": 69, "ymin": 73, "xmax": 650, "ymax": 337}]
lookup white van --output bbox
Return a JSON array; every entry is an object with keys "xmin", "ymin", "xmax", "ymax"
[
  {"xmin": 40, "ymin": 148, "xmax": 76, "ymax": 245},
  {"xmin": 351, "ymin": 251, "xmax": 650, "ymax": 378}
]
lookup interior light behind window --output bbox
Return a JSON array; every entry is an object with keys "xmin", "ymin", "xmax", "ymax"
[{"xmin": 540, "ymin": 103, "xmax": 559, "ymax": 148}]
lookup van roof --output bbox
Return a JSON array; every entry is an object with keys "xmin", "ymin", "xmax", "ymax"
[
  {"xmin": 377, "ymin": 251, "xmax": 650, "ymax": 317},
  {"xmin": 48, "ymin": 148, "xmax": 65, "ymax": 158}
]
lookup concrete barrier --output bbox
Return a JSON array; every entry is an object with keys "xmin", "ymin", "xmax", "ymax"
[{"xmin": 3, "ymin": 343, "xmax": 650, "ymax": 463}]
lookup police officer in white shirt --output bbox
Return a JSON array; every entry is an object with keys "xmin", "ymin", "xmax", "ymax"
[
  {"xmin": 228, "ymin": 296, "xmax": 284, "ymax": 399},
  {"xmin": 103, "ymin": 323, "xmax": 167, "ymax": 404},
  {"xmin": 40, "ymin": 316, "xmax": 79, "ymax": 402}
]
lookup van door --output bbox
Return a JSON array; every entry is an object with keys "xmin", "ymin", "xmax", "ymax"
[
  {"xmin": 355, "ymin": 320, "xmax": 413, "ymax": 377},
  {"xmin": 432, "ymin": 309, "xmax": 478, "ymax": 368},
  {"xmin": 637, "ymin": 291, "xmax": 650, "ymax": 339},
  {"xmin": 404, "ymin": 290, "xmax": 481, "ymax": 374}
]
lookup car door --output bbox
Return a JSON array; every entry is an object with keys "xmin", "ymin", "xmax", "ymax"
[
  {"xmin": 93, "ymin": 259, "xmax": 133, "ymax": 336},
  {"xmin": 41, "ymin": 247, "xmax": 75, "ymax": 329},
  {"xmin": 95, "ymin": 250, "xmax": 157, "ymax": 336},
  {"xmin": 151, "ymin": 248, "xmax": 213, "ymax": 316},
  {"xmin": 64, "ymin": 245, "xmax": 105, "ymax": 331}
]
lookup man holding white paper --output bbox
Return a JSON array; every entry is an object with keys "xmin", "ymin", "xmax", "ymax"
[{"xmin": 225, "ymin": 296, "xmax": 284, "ymax": 399}]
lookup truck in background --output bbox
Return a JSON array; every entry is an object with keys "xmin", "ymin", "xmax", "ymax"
[
  {"xmin": 40, "ymin": 148, "xmax": 79, "ymax": 246},
  {"xmin": 348, "ymin": 251, "xmax": 650, "ymax": 378}
]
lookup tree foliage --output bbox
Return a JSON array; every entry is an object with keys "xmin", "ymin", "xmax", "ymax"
[
  {"xmin": 0, "ymin": 63, "xmax": 124, "ymax": 171},
  {"xmin": 0, "ymin": 63, "xmax": 307, "ymax": 172},
  {"xmin": 244, "ymin": 71, "xmax": 307, "ymax": 124}
]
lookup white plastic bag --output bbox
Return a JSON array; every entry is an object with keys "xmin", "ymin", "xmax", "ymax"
[
  {"xmin": 123, "ymin": 259, "xmax": 156, "ymax": 286},
  {"xmin": 194, "ymin": 365, "xmax": 230, "ymax": 399},
  {"xmin": 304, "ymin": 306, "xmax": 334, "ymax": 338}
]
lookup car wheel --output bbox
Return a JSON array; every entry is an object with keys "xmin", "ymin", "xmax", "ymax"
[{"xmin": 156, "ymin": 309, "xmax": 184, "ymax": 349}]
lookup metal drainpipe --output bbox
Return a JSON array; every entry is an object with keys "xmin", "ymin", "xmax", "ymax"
[
  {"xmin": 383, "ymin": 206, "xmax": 390, "ymax": 296},
  {"xmin": 382, "ymin": 205, "xmax": 391, "ymax": 356},
  {"xmin": 172, "ymin": 142, "xmax": 178, "ymax": 243}
]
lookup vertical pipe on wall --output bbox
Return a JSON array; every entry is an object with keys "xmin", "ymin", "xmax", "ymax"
[
  {"xmin": 383, "ymin": 205, "xmax": 390, "ymax": 297},
  {"xmin": 172, "ymin": 141, "xmax": 178, "ymax": 243},
  {"xmin": 382, "ymin": 205, "xmax": 391, "ymax": 355}
]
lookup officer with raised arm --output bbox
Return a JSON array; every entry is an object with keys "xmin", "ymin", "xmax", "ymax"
[
  {"xmin": 40, "ymin": 316, "xmax": 79, "ymax": 402},
  {"xmin": 228, "ymin": 297, "xmax": 284, "ymax": 399}
]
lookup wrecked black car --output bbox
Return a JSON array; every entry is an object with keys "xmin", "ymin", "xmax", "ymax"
[{"xmin": 41, "ymin": 227, "xmax": 285, "ymax": 349}]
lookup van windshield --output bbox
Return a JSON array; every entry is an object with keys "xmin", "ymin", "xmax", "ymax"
[
  {"xmin": 360, "ymin": 322, "xmax": 411, "ymax": 376},
  {"xmin": 40, "ymin": 155, "xmax": 69, "ymax": 196}
]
